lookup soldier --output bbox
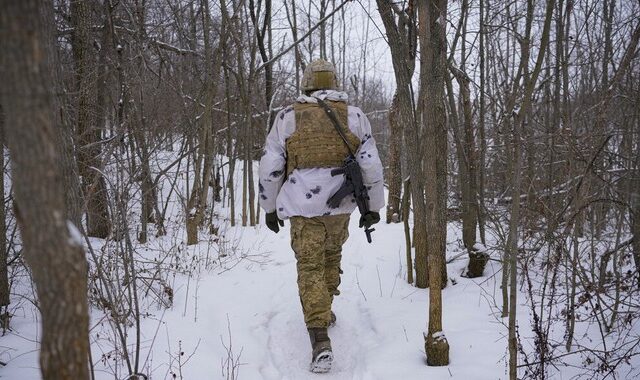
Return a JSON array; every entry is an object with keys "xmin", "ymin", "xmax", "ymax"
[{"xmin": 258, "ymin": 59, "xmax": 384, "ymax": 373}]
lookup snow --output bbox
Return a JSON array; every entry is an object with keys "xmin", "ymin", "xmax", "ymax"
[
  {"xmin": 67, "ymin": 220, "xmax": 84, "ymax": 247},
  {"xmin": 122, "ymin": 219, "xmax": 506, "ymax": 380},
  {"xmin": 472, "ymin": 243, "xmax": 487, "ymax": 253},
  {"xmin": 1, "ymin": 206, "xmax": 511, "ymax": 379}
]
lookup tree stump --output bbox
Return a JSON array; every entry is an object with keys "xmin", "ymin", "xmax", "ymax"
[
  {"xmin": 186, "ymin": 216, "xmax": 198, "ymax": 245},
  {"xmin": 425, "ymin": 331, "xmax": 450, "ymax": 366},
  {"xmin": 466, "ymin": 244, "xmax": 489, "ymax": 278}
]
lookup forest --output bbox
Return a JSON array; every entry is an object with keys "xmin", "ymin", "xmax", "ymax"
[{"xmin": 0, "ymin": 0, "xmax": 639, "ymax": 379}]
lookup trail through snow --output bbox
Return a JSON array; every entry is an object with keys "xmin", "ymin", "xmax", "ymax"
[{"xmin": 133, "ymin": 218, "xmax": 509, "ymax": 380}]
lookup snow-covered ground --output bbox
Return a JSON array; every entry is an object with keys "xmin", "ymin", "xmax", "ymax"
[
  {"xmin": 133, "ymin": 219, "xmax": 510, "ymax": 380},
  {"xmin": 2, "ymin": 208, "xmax": 514, "ymax": 379}
]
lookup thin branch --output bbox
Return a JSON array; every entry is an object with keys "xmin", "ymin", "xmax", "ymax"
[{"xmin": 255, "ymin": 0, "xmax": 354, "ymax": 72}]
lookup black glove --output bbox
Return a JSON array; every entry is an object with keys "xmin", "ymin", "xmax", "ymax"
[
  {"xmin": 266, "ymin": 211, "xmax": 284, "ymax": 233},
  {"xmin": 359, "ymin": 211, "xmax": 380, "ymax": 229}
]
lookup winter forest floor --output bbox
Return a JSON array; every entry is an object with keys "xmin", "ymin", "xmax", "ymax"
[
  {"xmin": 4, "ymin": 216, "xmax": 513, "ymax": 380},
  {"xmin": 1, "ymin": 153, "xmax": 637, "ymax": 379}
]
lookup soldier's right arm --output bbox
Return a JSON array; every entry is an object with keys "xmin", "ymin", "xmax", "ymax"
[
  {"xmin": 258, "ymin": 107, "xmax": 294, "ymax": 213},
  {"xmin": 349, "ymin": 107, "xmax": 385, "ymax": 212}
]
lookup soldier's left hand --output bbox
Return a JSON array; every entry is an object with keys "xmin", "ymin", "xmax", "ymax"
[{"xmin": 266, "ymin": 211, "xmax": 285, "ymax": 233}]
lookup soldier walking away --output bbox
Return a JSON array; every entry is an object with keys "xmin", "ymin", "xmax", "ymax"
[{"xmin": 258, "ymin": 59, "xmax": 385, "ymax": 373}]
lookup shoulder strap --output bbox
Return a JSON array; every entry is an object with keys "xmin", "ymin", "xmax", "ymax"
[{"xmin": 315, "ymin": 98, "xmax": 356, "ymax": 158}]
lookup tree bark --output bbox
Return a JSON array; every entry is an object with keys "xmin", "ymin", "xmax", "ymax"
[
  {"xmin": 130, "ymin": 0, "xmax": 157, "ymax": 243},
  {"xmin": 420, "ymin": 0, "xmax": 450, "ymax": 366},
  {"xmin": 0, "ymin": 1, "xmax": 90, "ymax": 378},
  {"xmin": 220, "ymin": 1, "xmax": 236, "ymax": 226},
  {"xmin": 0, "ymin": 105, "xmax": 7, "ymax": 309},
  {"xmin": 186, "ymin": 0, "xmax": 223, "ymax": 244},
  {"xmin": 455, "ymin": 69, "xmax": 477, "ymax": 250},
  {"xmin": 386, "ymin": 92, "xmax": 403, "ymax": 223},
  {"xmin": 402, "ymin": 179, "xmax": 413, "ymax": 284},
  {"xmin": 477, "ymin": 0, "xmax": 487, "ymax": 245},
  {"xmin": 632, "ymin": 147, "xmax": 640, "ymax": 285},
  {"xmin": 71, "ymin": 0, "xmax": 111, "ymax": 238}
]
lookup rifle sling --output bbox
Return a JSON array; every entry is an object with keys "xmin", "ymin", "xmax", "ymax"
[{"xmin": 315, "ymin": 98, "xmax": 356, "ymax": 158}]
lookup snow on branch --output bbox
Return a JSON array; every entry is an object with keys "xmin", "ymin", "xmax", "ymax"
[{"xmin": 150, "ymin": 38, "xmax": 201, "ymax": 57}]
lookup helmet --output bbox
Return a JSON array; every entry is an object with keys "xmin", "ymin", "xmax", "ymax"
[{"xmin": 301, "ymin": 59, "xmax": 338, "ymax": 92}]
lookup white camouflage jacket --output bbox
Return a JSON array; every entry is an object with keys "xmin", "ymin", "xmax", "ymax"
[{"xmin": 258, "ymin": 90, "xmax": 385, "ymax": 219}]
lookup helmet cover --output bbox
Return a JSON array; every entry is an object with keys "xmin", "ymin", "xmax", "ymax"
[{"xmin": 301, "ymin": 59, "xmax": 339, "ymax": 92}]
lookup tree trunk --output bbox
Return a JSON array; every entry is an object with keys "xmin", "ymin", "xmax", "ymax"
[
  {"xmin": 0, "ymin": 105, "xmax": 7, "ymax": 309},
  {"xmin": 402, "ymin": 179, "xmax": 413, "ymax": 284},
  {"xmin": 376, "ymin": 0, "xmax": 430, "ymax": 288},
  {"xmin": 133, "ymin": 113, "xmax": 155, "ymax": 243},
  {"xmin": 0, "ymin": 1, "xmax": 90, "ymax": 378},
  {"xmin": 449, "ymin": 66, "xmax": 485, "ymax": 277},
  {"xmin": 220, "ymin": 0, "xmax": 236, "ymax": 227},
  {"xmin": 420, "ymin": 0, "xmax": 450, "ymax": 366},
  {"xmin": 477, "ymin": 0, "xmax": 487, "ymax": 245},
  {"xmin": 186, "ymin": 0, "xmax": 222, "ymax": 244},
  {"xmin": 386, "ymin": 92, "xmax": 403, "ymax": 223},
  {"xmin": 222, "ymin": 47, "xmax": 236, "ymax": 225},
  {"xmin": 451, "ymin": 0, "xmax": 477, "ymax": 251},
  {"xmin": 458, "ymin": 72, "xmax": 478, "ymax": 250},
  {"xmin": 248, "ymin": 0, "xmax": 272, "ymax": 226},
  {"xmin": 632, "ymin": 149, "xmax": 640, "ymax": 285},
  {"xmin": 505, "ymin": 1, "xmax": 556, "ymax": 376},
  {"xmin": 130, "ymin": 1, "xmax": 157, "ymax": 243},
  {"xmin": 56, "ymin": 40, "xmax": 83, "ymax": 229},
  {"xmin": 71, "ymin": 0, "xmax": 111, "ymax": 238},
  {"xmin": 505, "ymin": 102, "xmax": 526, "ymax": 380},
  {"xmin": 246, "ymin": 96, "xmax": 256, "ymax": 227}
]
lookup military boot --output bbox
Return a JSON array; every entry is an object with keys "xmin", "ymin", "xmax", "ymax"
[{"xmin": 308, "ymin": 327, "xmax": 333, "ymax": 373}]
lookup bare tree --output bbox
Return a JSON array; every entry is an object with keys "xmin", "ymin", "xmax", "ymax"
[
  {"xmin": 186, "ymin": 0, "xmax": 224, "ymax": 244},
  {"xmin": 419, "ymin": 0, "xmax": 450, "ymax": 367},
  {"xmin": 376, "ymin": 0, "xmax": 434, "ymax": 289},
  {"xmin": 0, "ymin": 105, "xmax": 7, "ymax": 311},
  {"xmin": 70, "ymin": 0, "xmax": 111, "ymax": 238},
  {"xmin": 500, "ymin": 0, "xmax": 556, "ymax": 377},
  {"xmin": 386, "ymin": 93, "xmax": 403, "ymax": 223},
  {"xmin": 0, "ymin": 1, "xmax": 90, "ymax": 378}
]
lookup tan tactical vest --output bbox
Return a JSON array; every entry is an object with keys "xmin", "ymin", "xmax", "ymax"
[{"xmin": 286, "ymin": 101, "xmax": 361, "ymax": 175}]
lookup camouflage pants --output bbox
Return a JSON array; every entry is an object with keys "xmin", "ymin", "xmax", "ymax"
[{"xmin": 290, "ymin": 214, "xmax": 350, "ymax": 328}]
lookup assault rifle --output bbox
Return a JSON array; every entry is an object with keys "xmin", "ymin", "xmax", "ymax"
[
  {"xmin": 327, "ymin": 156, "xmax": 375, "ymax": 242},
  {"xmin": 316, "ymin": 98, "xmax": 375, "ymax": 243}
]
